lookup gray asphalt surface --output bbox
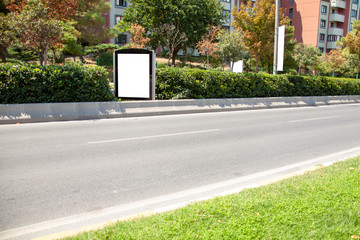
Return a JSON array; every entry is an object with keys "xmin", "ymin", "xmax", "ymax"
[{"xmin": 1, "ymin": 104, "xmax": 360, "ymax": 236}]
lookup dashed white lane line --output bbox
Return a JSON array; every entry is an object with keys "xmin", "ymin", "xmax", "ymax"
[
  {"xmin": 88, "ymin": 129, "xmax": 220, "ymax": 144},
  {"xmin": 288, "ymin": 115, "xmax": 338, "ymax": 123}
]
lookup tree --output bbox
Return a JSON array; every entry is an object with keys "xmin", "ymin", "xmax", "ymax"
[
  {"xmin": 0, "ymin": 13, "xmax": 17, "ymax": 62},
  {"xmin": 128, "ymin": 23, "xmax": 150, "ymax": 49},
  {"xmin": 338, "ymin": 20, "xmax": 360, "ymax": 79},
  {"xmin": 4, "ymin": 0, "xmax": 78, "ymax": 65},
  {"xmin": 232, "ymin": 0, "xmax": 296, "ymax": 73},
  {"xmin": 74, "ymin": 0, "xmax": 115, "ymax": 62},
  {"xmin": 61, "ymin": 22, "xmax": 83, "ymax": 62},
  {"xmin": 10, "ymin": 0, "xmax": 67, "ymax": 65},
  {"xmin": 122, "ymin": 0, "xmax": 225, "ymax": 65},
  {"xmin": 155, "ymin": 24, "xmax": 187, "ymax": 66},
  {"xmin": 320, "ymin": 49, "xmax": 346, "ymax": 77},
  {"xmin": 293, "ymin": 43, "xmax": 321, "ymax": 75},
  {"xmin": 217, "ymin": 29, "xmax": 247, "ymax": 72},
  {"xmin": 343, "ymin": 49, "xmax": 360, "ymax": 79},
  {"xmin": 196, "ymin": 26, "xmax": 220, "ymax": 69}
]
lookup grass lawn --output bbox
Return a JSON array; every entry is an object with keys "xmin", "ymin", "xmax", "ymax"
[{"xmin": 65, "ymin": 157, "xmax": 360, "ymax": 240}]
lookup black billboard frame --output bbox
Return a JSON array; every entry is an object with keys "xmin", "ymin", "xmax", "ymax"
[{"xmin": 114, "ymin": 48, "xmax": 156, "ymax": 100}]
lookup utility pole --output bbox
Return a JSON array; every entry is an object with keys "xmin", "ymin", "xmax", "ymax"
[{"xmin": 273, "ymin": 0, "xmax": 279, "ymax": 75}]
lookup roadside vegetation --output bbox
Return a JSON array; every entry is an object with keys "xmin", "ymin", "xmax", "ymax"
[
  {"xmin": 1, "ymin": 0, "xmax": 360, "ymax": 104},
  {"xmin": 65, "ymin": 156, "xmax": 360, "ymax": 240}
]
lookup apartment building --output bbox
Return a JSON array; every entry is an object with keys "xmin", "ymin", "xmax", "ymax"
[{"xmin": 281, "ymin": 0, "xmax": 360, "ymax": 53}]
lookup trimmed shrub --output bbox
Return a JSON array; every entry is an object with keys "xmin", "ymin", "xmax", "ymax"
[
  {"xmin": 97, "ymin": 52, "xmax": 113, "ymax": 67},
  {"xmin": 0, "ymin": 62, "xmax": 116, "ymax": 104},
  {"xmin": 155, "ymin": 68, "xmax": 360, "ymax": 100}
]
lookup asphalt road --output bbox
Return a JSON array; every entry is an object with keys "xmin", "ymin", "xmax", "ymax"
[{"xmin": 1, "ymin": 104, "xmax": 360, "ymax": 239}]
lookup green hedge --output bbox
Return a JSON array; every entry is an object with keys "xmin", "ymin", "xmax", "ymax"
[
  {"xmin": 0, "ymin": 63, "xmax": 116, "ymax": 104},
  {"xmin": 155, "ymin": 68, "xmax": 360, "ymax": 99}
]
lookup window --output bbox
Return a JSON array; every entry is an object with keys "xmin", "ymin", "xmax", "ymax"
[
  {"xmin": 319, "ymin": 47, "xmax": 324, "ymax": 53},
  {"xmin": 289, "ymin": 21, "xmax": 293, "ymax": 26},
  {"xmin": 115, "ymin": 0, "xmax": 126, "ymax": 7},
  {"xmin": 289, "ymin": 0, "xmax": 294, "ymax": 5},
  {"xmin": 222, "ymin": 10, "xmax": 231, "ymax": 24},
  {"xmin": 289, "ymin": 8, "xmax": 293, "ymax": 18},
  {"xmin": 332, "ymin": 9, "xmax": 335, "ymax": 14},
  {"xmin": 330, "ymin": 22, "xmax": 335, "ymax": 28},
  {"xmin": 115, "ymin": 15, "xmax": 123, "ymax": 25},
  {"xmin": 353, "ymin": 0, "xmax": 358, "ymax": 4},
  {"xmin": 221, "ymin": 0, "xmax": 231, "ymax": 2},
  {"xmin": 116, "ymin": 34, "xmax": 127, "ymax": 44},
  {"xmin": 321, "ymin": 5, "xmax": 327, "ymax": 14},
  {"xmin": 351, "ymin": 10, "xmax": 357, "ymax": 17},
  {"xmin": 320, "ymin": 33, "xmax": 325, "ymax": 41},
  {"xmin": 320, "ymin": 19, "xmax": 327, "ymax": 28},
  {"xmin": 327, "ymin": 35, "xmax": 340, "ymax": 42}
]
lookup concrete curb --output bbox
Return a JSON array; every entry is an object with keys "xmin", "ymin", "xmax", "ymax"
[{"xmin": 0, "ymin": 95, "xmax": 359, "ymax": 124}]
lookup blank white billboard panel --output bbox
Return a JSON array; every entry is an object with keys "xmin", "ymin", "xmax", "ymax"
[
  {"xmin": 117, "ymin": 54, "xmax": 150, "ymax": 98},
  {"xmin": 232, "ymin": 60, "xmax": 244, "ymax": 73},
  {"xmin": 277, "ymin": 25, "xmax": 285, "ymax": 72}
]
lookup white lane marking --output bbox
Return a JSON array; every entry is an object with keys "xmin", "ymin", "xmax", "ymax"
[
  {"xmin": 288, "ymin": 115, "xmax": 338, "ymax": 123},
  {"xmin": 2, "ymin": 146, "xmax": 360, "ymax": 240},
  {"xmin": 88, "ymin": 129, "xmax": 220, "ymax": 144}
]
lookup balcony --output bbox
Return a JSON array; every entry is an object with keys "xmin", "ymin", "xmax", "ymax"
[
  {"xmin": 328, "ymin": 27, "xmax": 344, "ymax": 35},
  {"xmin": 331, "ymin": 0, "xmax": 346, "ymax": 9},
  {"xmin": 329, "ymin": 13, "xmax": 345, "ymax": 22},
  {"xmin": 327, "ymin": 42, "xmax": 338, "ymax": 49}
]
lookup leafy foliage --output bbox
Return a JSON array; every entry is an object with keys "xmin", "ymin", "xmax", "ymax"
[
  {"xmin": 217, "ymin": 29, "xmax": 247, "ymax": 71},
  {"xmin": 196, "ymin": 26, "xmax": 220, "ymax": 70},
  {"xmin": 154, "ymin": 24, "xmax": 187, "ymax": 66},
  {"xmin": 338, "ymin": 20, "xmax": 360, "ymax": 79},
  {"xmin": 0, "ymin": 63, "xmax": 116, "ymax": 103},
  {"xmin": 232, "ymin": 0, "xmax": 296, "ymax": 73},
  {"xmin": 155, "ymin": 68, "xmax": 360, "ymax": 100},
  {"xmin": 121, "ymin": 0, "xmax": 225, "ymax": 65},
  {"xmin": 85, "ymin": 44, "xmax": 119, "ymax": 56},
  {"xmin": 294, "ymin": 43, "xmax": 321, "ymax": 74}
]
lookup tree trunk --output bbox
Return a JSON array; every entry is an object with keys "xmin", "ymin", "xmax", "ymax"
[
  {"xmin": 40, "ymin": 50, "xmax": 44, "ymax": 66},
  {"xmin": 52, "ymin": 49, "xmax": 56, "ymax": 65},
  {"xmin": 43, "ymin": 45, "xmax": 48, "ymax": 66},
  {"xmin": 80, "ymin": 44, "xmax": 86, "ymax": 63},
  {"xmin": 207, "ymin": 55, "xmax": 209, "ymax": 70},
  {"xmin": 230, "ymin": 61, "xmax": 234, "ymax": 72},
  {"xmin": 171, "ymin": 48, "xmax": 179, "ymax": 66},
  {"xmin": 0, "ymin": 47, "xmax": 7, "ymax": 63},
  {"xmin": 357, "ymin": 68, "xmax": 359, "ymax": 80}
]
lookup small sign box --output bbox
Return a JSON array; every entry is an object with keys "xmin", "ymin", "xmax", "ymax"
[{"xmin": 114, "ymin": 49, "xmax": 156, "ymax": 100}]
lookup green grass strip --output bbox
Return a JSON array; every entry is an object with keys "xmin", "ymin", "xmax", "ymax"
[{"xmin": 66, "ymin": 157, "xmax": 360, "ymax": 240}]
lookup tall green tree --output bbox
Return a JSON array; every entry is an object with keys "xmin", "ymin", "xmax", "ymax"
[
  {"xmin": 338, "ymin": 20, "xmax": 360, "ymax": 79},
  {"xmin": 121, "ymin": 0, "xmax": 225, "ymax": 65},
  {"xmin": 217, "ymin": 29, "xmax": 247, "ymax": 72},
  {"xmin": 3, "ymin": 0, "xmax": 78, "ymax": 65},
  {"xmin": 10, "ymin": 0, "xmax": 68, "ymax": 65},
  {"xmin": 319, "ymin": 49, "xmax": 346, "ymax": 77},
  {"xmin": 232, "ymin": 0, "xmax": 296, "ymax": 73},
  {"xmin": 293, "ymin": 43, "xmax": 321, "ymax": 75},
  {"xmin": 0, "ymin": 13, "xmax": 16, "ymax": 62},
  {"xmin": 75, "ymin": 0, "xmax": 115, "ymax": 50}
]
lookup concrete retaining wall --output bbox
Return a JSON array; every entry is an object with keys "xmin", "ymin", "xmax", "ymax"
[{"xmin": 1, "ymin": 95, "xmax": 359, "ymax": 124}]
